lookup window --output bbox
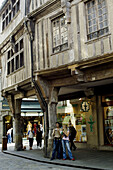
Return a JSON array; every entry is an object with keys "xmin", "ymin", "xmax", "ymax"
[
  {"xmin": 2, "ymin": 0, "xmax": 20, "ymax": 31},
  {"xmin": 7, "ymin": 38, "xmax": 24, "ymax": 75},
  {"xmin": 86, "ymin": 0, "xmax": 108, "ymax": 40},
  {"xmin": 52, "ymin": 15, "xmax": 68, "ymax": 53}
]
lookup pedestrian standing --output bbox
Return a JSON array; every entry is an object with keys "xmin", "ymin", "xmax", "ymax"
[
  {"xmin": 61, "ymin": 124, "xmax": 75, "ymax": 161},
  {"xmin": 7, "ymin": 128, "xmax": 12, "ymax": 143},
  {"xmin": 28, "ymin": 129, "xmax": 34, "ymax": 150},
  {"xmin": 36, "ymin": 127, "xmax": 42, "ymax": 149},
  {"xmin": 69, "ymin": 120, "xmax": 77, "ymax": 151},
  {"xmin": 51, "ymin": 122, "xmax": 61, "ymax": 160}
]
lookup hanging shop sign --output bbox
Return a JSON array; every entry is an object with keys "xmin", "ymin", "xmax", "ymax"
[{"xmin": 81, "ymin": 101, "xmax": 90, "ymax": 112}]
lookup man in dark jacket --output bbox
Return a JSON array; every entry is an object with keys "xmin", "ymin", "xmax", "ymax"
[{"xmin": 69, "ymin": 120, "xmax": 77, "ymax": 151}]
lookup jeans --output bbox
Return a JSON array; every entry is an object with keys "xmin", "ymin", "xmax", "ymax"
[
  {"xmin": 62, "ymin": 139, "xmax": 73, "ymax": 159},
  {"xmin": 52, "ymin": 138, "xmax": 61, "ymax": 159},
  {"xmin": 8, "ymin": 134, "xmax": 11, "ymax": 143}
]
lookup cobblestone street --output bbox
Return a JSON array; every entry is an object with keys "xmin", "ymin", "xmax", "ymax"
[{"xmin": 0, "ymin": 152, "xmax": 87, "ymax": 170}]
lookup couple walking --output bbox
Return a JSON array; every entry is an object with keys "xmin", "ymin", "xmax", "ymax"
[{"xmin": 51, "ymin": 122, "xmax": 75, "ymax": 161}]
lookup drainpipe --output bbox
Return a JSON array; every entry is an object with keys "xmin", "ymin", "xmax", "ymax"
[{"xmin": 24, "ymin": 19, "xmax": 49, "ymax": 157}]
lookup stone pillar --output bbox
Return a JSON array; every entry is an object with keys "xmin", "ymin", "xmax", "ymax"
[
  {"xmin": 47, "ymin": 87, "xmax": 59, "ymax": 155},
  {"xmin": 14, "ymin": 99, "xmax": 23, "ymax": 151}
]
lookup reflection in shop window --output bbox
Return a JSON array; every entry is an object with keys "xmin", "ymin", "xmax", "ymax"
[
  {"xmin": 57, "ymin": 99, "xmax": 88, "ymax": 143},
  {"xmin": 104, "ymin": 106, "xmax": 113, "ymax": 145}
]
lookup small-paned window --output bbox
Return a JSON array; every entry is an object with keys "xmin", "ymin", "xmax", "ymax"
[
  {"xmin": 7, "ymin": 38, "xmax": 24, "ymax": 75},
  {"xmin": 86, "ymin": 0, "xmax": 108, "ymax": 40},
  {"xmin": 52, "ymin": 15, "xmax": 68, "ymax": 53},
  {"xmin": 2, "ymin": 0, "xmax": 20, "ymax": 31}
]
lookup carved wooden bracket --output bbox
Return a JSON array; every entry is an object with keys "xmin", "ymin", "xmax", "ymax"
[{"xmin": 61, "ymin": 0, "xmax": 71, "ymax": 24}]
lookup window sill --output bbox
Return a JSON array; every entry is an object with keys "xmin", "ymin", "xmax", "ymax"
[
  {"xmin": 6, "ymin": 65, "xmax": 25, "ymax": 78},
  {"xmin": 85, "ymin": 33, "xmax": 111, "ymax": 45},
  {"xmin": 51, "ymin": 48, "xmax": 69, "ymax": 56}
]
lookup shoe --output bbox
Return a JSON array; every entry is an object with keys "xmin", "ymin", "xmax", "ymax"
[
  {"xmin": 71, "ymin": 158, "xmax": 75, "ymax": 161},
  {"xmin": 50, "ymin": 158, "xmax": 54, "ymax": 160},
  {"xmin": 63, "ymin": 158, "xmax": 66, "ymax": 160}
]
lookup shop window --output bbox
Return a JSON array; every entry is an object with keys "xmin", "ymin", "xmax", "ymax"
[
  {"xmin": 86, "ymin": 0, "xmax": 108, "ymax": 40},
  {"xmin": 57, "ymin": 99, "xmax": 88, "ymax": 143},
  {"xmin": 52, "ymin": 15, "xmax": 68, "ymax": 53},
  {"xmin": 103, "ymin": 97, "xmax": 113, "ymax": 145}
]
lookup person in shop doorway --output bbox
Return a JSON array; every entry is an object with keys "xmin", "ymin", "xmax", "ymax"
[
  {"xmin": 36, "ymin": 127, "xmax": 42, "ymax": 149},
  {"xmin": 7, "ymin": 128, "xmax": 12, "ymax": 144},
  {"xmin": 61, "ymin": 124, "xmax": 75, "ymax": 161},
  {"xmin": 28, "ymin": 129, "xmax": 34, "ymax": 150},
  {"xmin": 50, "ymin": 122, "xmax": 62, "ymax": 160},
  {"xmin": 69, "ymin": 120, "xmax": 77, "ymax": 151}
]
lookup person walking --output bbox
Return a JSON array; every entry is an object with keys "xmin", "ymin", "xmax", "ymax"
[
  {"xmin": 51, "ymin": 122, "xmax": 61, "ymax": 160},
  {"xmin": 36, "ymin": 127, "xmax": 42, "ymax": 149},
  {"xmin": 28, "ymin": 129, "xmax": 34, "ymax": 150},
  {"xmin": 61, "ymin": 124, "xmax": 75, "ymax": 161},
  {"xmin": 69, "ymin": 120, "xmax": 77, "ymax": 151}
]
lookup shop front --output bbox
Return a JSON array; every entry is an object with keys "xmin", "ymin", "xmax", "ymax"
[
  {"xmin": 102, "ymin": 96, "xmax": 113, "ymax": 146},
  {"xmin": 57, "ymin": 98, "xmax": 98, "ymax": 149}
]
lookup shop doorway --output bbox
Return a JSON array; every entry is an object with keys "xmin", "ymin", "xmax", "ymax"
[
  {"xmin": 102, "ymin": 96, "xmax": 113, "ymax": 146},
  {"xmin": 3, "ymin": 115, "xmax": 13, "ymax": 136}
]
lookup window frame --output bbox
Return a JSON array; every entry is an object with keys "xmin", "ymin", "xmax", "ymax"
[
  {"xmin": 2, "ymin": 0, "xmax": 20, "ymax": 32},
  {"xmin": 85, "ymin": 0, "xmax": 109, "ymax": 40},
  {"xmin": 51, "ymin": 15, "xmax": 68, "ymax": 54},
  {"xmin": 7, "ymin": 37, "xmax": 24, "ymax": 75}
]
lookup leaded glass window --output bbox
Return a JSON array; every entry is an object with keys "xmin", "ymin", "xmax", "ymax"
[
  {"xmin": 52, "ymin": 16, "xmax": 68, "ymax": 53},
  {"xmin": 86, "ymin": 0, "xmax": 108, "ymax": 40}
]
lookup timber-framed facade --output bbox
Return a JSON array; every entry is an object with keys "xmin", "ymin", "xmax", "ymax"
[{"xmin": 1, "ymin": 0, "xmax": 113, "ymax": 154}]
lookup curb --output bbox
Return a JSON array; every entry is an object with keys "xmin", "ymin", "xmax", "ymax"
[{"xmin": 3, "ymin": 151, "xmax": 105, "ymax": 170}]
